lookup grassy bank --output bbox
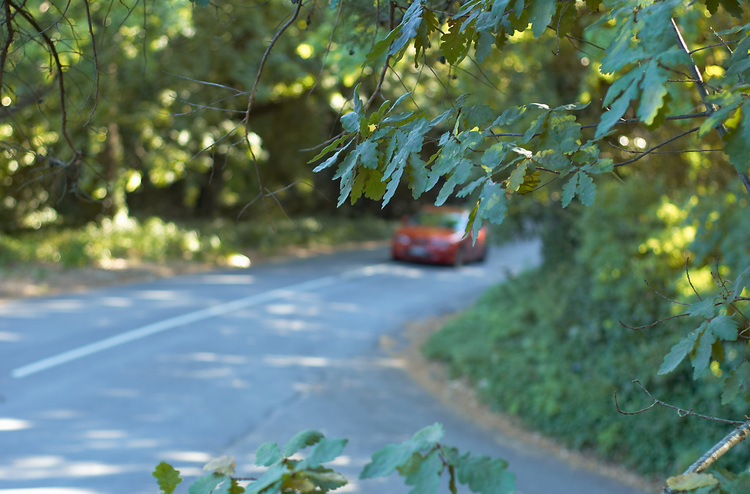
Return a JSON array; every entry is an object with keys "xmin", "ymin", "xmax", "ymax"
[{"xmin": 0, "ymin": 214, "xmax": 396, "ymax": 270}]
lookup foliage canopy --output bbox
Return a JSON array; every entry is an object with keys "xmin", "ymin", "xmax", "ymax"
[{"xmin": 3, "ymin": 0, "xmax": 750, "ymax": 490}]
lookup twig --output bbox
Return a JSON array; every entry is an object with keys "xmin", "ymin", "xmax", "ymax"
[
  {"xmin": 365, "ymin": 1, "xmax": 396, "ymax": 111},
  {"xmin": 308, "ymin": 0, "xmax": 343, "ymax": 95},
  {"xmin": 10, "ymin": 0, "xmax": 77, "ymax": 153},
  {"xmin": 0, "ymin": 0, "xmax": 17, "ymax": 94},
  {"xmin": 685, "ymin": 257, "xmax": 701, "ymax": 300},
  {"xmin": 645, "ymin": 279, "xmax": 690, "ymax": 306},
  {"xmin": 243, "ymin": 0, "xmax": 303, "ymax": 217},
  {"xmin": 619, "ymin": 313, "xmax": 689, "ymax": 330},
  {"xmin": 613, "ymin": 127, "xmax": 699, "ymax": 168},
  {"xmin": 82, "ymin": 0, "xmax": 100, "ymax": 126},
  {"xmin": 245, "ymin": 1, "xmax": 302, "ymax": 128},
  {"xmin": 616, "ymin": 380, "xmax": 744, "ymax": 425}
]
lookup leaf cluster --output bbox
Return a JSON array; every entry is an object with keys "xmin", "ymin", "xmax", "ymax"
[{"xmin": 153, "ymin": 425, "xmax": 515, "ymax": 494}]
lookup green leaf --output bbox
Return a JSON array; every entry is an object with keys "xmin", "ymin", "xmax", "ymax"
[
  {"xmin": 561, "ymin": 173, "xmax": 578, "ymax": 208},
  {"xmin": 305, "ymin": 469, "xmax": 348, "ymax": 491},
  {"xmin": 382, "ymin": 161, "xmax": 405, "ymax": 206},
  {"xmin": 390, "ymin": 1, "xmax": 424, "ymax": 56},
  {"xmin": 456, "ymin": 454, "xmax": 515, "ymax": 493},
  {"xmin": 698, "ymin": 92, "xmax": 742, "ymax": 137},
  {"xmin": 732, "ymin": 267, "xmax": 750, "ymax": 299},
  {"xmin": 358, "ymin": 140, "xmax": 379, "ymax": 169},
  {"xmin": 692, "ymin": 323, "xmax": 716, "ymax": 379},
  {"xmin": 476, "ymin": 179, "xmax": 508, "ymax": 226},
  {"xmin": 722, "ymin": 362, "xmax": 750, "ymax": 404},
  {"xmin": 688, "ymin": 298, "xmax": 717, "ymax": 319},
  {"xmin": 300, "ymin": 438, "xmax": 349, "ymax": 469},
  {"xmin": 284, "ymin": 430, "xmax": 325, "ymax": 457},
  {"xmin": 517, "ymin": 170, "xmax": 540, "ymax": 194},
  {"xmin": 666, "ymin": 472, "xmax": 718, "ymax": 490},
  {"xmin": 364, "ymin": 29, "xmax": 399, "ymax": 66},
  {"xmin": 726, "ymin": 36, "xmax": 750, "ymax": 78},
  {"xmin": 723, "ymin": 102, "xmax": 750, "ymax": 177},
  {"xmin": 586, "ymin": 0, "xmax": 601, "ymax": 11},
  {"xmin": 255, "ymin": 442, "xmax": 283, "ymax": 467},
  {"xmin": 441, "ymin": 19, "xmax": 474, "ymax": 65},
  {"xmin": 492, "ymin": 106, "xmax": 527, "ymax": 127},
  {"xmin": 308, "ymin": 135, "xmax": 350, "ymax": 164},
  {"xmin": 341, "ymin": 111, "xmax": 360, "ymax": 133},
  {"xmin": 576, "ymin": 172, "xmax": 596, "ymax": 206},
  {"xmin": 153, "ymin": 462, "xmax": 183, "ymax": 494},
  {"xmin": 719, "ymin": 0, "xmax": 744, "ymax": 17},
  {"xmin": 522, "ymin": 111, "xmax": 548, "ymax": 144},
  {"xmin": 408, "ymin": 154, "xmax": 432, "ymax": 198},
  {"xmin": 539, "ymin": 114, "xmax": 581, "ymax": 153},
  {"xmin": 658, "ymin": 329, "xmax": 700, "ymax": 375},
  {"xmin": 528, "ymin": 0, "xmax": 558, "ymax": 37},
  {"xmin": 351, "ymin": 168, "xmax": 388, "ymax": 204},
  {"xmin": 637, "ymin": 60, "xmax": 669, "ymax": 126},
  {"xmin": 507, "ymin": 161, "xmax": 529, "ymax": 192},
  {"xmin": 312, "ymin": 140, "xmax": 352, "ymax": 173},
  {"xmin": 707, "ymin": 315, "xmax": 739, "ymax": 341},
  {"xmin": 414, "ymin": 9, "xmax": 439, "ymax": 66},
  {"xmin": 597, "ymin": 71, "xmax": 641, "ymax": 139},
  {"xmin": 462, "ymin": 104, "xmax": 497, "ymax": 129},
  {"xmin": 561, "ymin": 172, "xmax": 595, "ymax": 207},
  {"xmin": 403, "ymin": 450, "xmax": 443, "ymax": 494},
  {"xmin": 189, "ymin": 473, "xmax": 232, "ymax": 494},
  {"xmin": 360, "ymin": 424, "xmax": 444, "ymax": 479},
  {"xmin": 229, "ymin": 479, "xmax": 245, "ymax": 494},
  {"xmin": 246, "ymin": 465, "xmax": 286, "ymax": 494},
  {"xmin": 599, "ymin": 18, "xmax": 642, "ymax": 74}
]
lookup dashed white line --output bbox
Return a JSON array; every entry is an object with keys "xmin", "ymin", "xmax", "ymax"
[{"xmin": 11, "ymin": 263, "xmax": 390, "ymax": 379}]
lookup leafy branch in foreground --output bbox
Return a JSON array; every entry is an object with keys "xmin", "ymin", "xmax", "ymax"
[
  {"xmin": 153, "ymin": 424, "xmax": 515, "ymax": 494},
  {"xmin": 614, "ymin": 380, "xmax": 750, "ymax": 492}
]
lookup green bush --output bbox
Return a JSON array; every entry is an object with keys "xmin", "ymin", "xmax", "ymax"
[
  {"xmin": 423, "ymin": 176, "xmax": 750, "ymax": 478},
  {"xmin": 0, "ymin": 215, "xmax": 396, "ymax": 269}
]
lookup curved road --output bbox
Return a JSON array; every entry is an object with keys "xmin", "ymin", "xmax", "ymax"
[{"xmin": 0, "ymin": 241, "xmax": 650, "ymax": 494}]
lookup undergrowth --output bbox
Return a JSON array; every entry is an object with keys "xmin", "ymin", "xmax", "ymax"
[
  {"xmin": 0, "ymin": 214, "xmax": 395, "ymax": 268},
  {"xmin": 423, "ymin": 177, "xmax": 750, "ymax": 478}
]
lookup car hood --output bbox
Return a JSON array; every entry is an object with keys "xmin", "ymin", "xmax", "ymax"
[{"xmin": 395, "ymin": 225, "xmax": 459, "ymax": 239}]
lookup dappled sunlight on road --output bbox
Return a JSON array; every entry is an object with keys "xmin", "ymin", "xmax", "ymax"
[
  {"xmin": 0, "ymin": 455, "xmax": 136, "ymax": 480},
  {"xmin": 0, "ymin": 417, "xmax": 32, "ymax": 431},
  {"xmin": 193, "ymin": 274, "xmax": 256, "ymax": 285},
  {"xmin": 0, "ymin": 488, "xmax": 100, "ymax": 494},
  {"xmin": 0, "ymin": 247, "xmax": 546, "ymax": 494},
  {"xmin": 262, "ymin": 354, "xmax": 405, "ymax": 370},
  {"xmin": 0, "ymin": 298, "xmax": 88, "ymax": 317}
]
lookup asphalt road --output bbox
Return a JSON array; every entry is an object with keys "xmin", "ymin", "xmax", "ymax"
[{"xmin": 0, "ymin": 241, "xmax": 652, "ymax": 494}]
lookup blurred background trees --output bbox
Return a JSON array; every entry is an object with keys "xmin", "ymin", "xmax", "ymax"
[{"xmin": 3, "ymin": 0, "xmax": 750, "ymax": 485}]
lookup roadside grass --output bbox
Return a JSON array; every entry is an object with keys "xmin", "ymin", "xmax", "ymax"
[{"xmin": 0, "ymin": 214, "xmax": 396, "ymax": 270}]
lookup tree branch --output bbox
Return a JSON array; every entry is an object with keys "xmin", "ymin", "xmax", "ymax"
[
  {"xmin": 671, "ymin": 18, "xmax": 750, "ymax": 195},
  {"xmin": 243, "ymin": 0, "xmax": 303, "ymax": 216},
  {"xmin": 10, "ymin": 0, "xmax": 78, "ymax": 155},
  {"xmin": 662, "ymin": 422, "xmax": 750, "ymax": 493}
]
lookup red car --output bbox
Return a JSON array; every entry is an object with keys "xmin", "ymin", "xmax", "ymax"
[{"xmin": 391, "ymin": 206, "xmax": 489, "ymax": 266}]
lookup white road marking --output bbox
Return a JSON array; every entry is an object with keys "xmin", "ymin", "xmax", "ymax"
[{"xmin": 11, "ymin": 264, "xmax": 390, "ymax": 379}]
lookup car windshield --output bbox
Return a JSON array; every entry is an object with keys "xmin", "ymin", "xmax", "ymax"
[{"xmin": 410, "ymin": 211, "xmax": 464, "ymax": 231}]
